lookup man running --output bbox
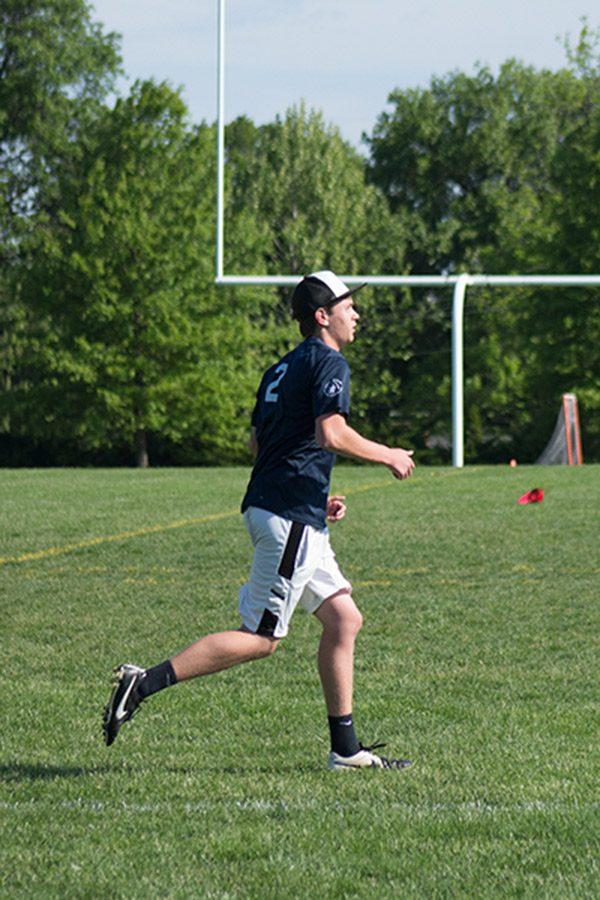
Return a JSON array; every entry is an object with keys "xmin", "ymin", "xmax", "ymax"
[{"xmin": 103, "ymin": 270, "xmax": 415, "ymax": 770}]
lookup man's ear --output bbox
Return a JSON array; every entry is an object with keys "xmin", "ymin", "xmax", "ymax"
[{"xmin": 314, "ymin": 307, "xmax": 330, "ymax": 328}]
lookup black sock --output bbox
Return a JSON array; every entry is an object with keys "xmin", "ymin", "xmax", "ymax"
[
  {"xmin": 138, "ymin": 659, "xmax": 177, "ymax": 699},
  {"xmin": 328, "ymin": 713, "xmax": 360, "ymax": 757}
]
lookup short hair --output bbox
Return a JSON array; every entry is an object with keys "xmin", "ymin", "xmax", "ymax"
[{"xmin": 299, "ymin": 315, "xmax": 317, "ymax": 338}]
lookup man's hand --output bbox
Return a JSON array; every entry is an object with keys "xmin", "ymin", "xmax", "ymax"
[
  {"xmin": 386, "ymin": 448, "xmax": 415, "ymax": 480},
  {"xmin": 326, "ymin": 495, "xmax": 347, "ymax": 522}
]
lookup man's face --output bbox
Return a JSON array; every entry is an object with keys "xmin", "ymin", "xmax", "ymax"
[{"xmin": 323, "ymin": 297, "xmax": 360, "ymax": 348}]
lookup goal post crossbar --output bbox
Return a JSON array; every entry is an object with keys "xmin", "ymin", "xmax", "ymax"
[
  {"xmin": 216, "ymin": 276, "xmax": 600, "ymax": 287},
  {"xmin": 214, "ymin": 0, "xmax": 600, "ymax": 467}
]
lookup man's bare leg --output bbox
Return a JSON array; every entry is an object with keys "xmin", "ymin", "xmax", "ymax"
[
  {"xmin": 315, "ymin": 593, "xmax": 413, "ymax": 770},
  {"xmin": 314, "ymin": 590, "xmax": 363, "ymax": 758},
  {"xmin": 103, "ymin": 628, "xmax": 278, "ymax": 746},
  {"xmin": 171, "ymin": 629, "xmax": 278, "ymax": 682},
  {"xmin": 314, "ymin": 591, "xmax": 362, "ymax": 715}
]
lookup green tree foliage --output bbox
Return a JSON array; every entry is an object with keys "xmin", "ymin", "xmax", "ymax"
[
  {"xmin": 0, "ymin": 0, "xmax": 121, "ymax": 457},
  {"xmin": 2, "ymin": 7, "xmax": 598, "ymax": 466},
  {"xmin": 526, "ymin": 24, "xmax": 600, "ymax": 458},
  {"xmin": 12, "ymin": 82, "xmax": 267, "ymax": 466},
  {"xmin": 367, "ymin": 60, "xmax": 582, "ymax": 274},
  {"xmin": 367, "ymin": 29, "xmax": 600, "ymax": 461},
  {"xmin": 0, "ymin": 0, "xmax": 121, "ymax": 219},
  {"xmin": 229, "ymin": 106, "xmax": 402, "ymax": 276},
  {"xmin": 226, "ymin": 106, "xmax": 418, "ymax": 447}
]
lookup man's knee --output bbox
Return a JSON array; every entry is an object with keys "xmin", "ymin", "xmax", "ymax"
[
  {"xmin": 346, "ymin": 604, "xmax": 363, "ymax": 636},
  {"xmin": 257, "ymin": 635, "xmax": 280, "ymax": 657},
  {"xmin": 240, "ymin": 625, "xmax": 281, "ymax": 657},
  {"xmin": 264, "ymin": 636, "xmax": 280, "ymax": 656},
  {"xmin": 322, "ymin": 594, "xmax": 363, "ymax": 639}
]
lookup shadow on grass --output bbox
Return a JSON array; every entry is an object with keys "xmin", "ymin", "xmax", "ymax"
[{"xmin": 0, "ymin": 762, "xmax": 133, "ymax": 782}]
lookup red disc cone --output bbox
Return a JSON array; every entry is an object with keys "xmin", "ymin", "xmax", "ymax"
[{"xmin": 518, "ymin": 487, "xmax": 544, "ymax": 505}]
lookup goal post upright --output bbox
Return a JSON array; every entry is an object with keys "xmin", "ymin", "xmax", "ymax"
[
  {"xmin": 216, "ymin": 0, "xmax": 225, "ymax": 281},
  {"xmin": 451, "ymin": 276, "xmax": 472, "ymax": 468},
  {"xmin": 213, "ymin": 0, "xmax": 600, "ymax": 467}
]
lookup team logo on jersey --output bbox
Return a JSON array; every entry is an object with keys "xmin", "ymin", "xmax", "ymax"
[{"xmin": 323, "ymin": 378, "xmax": 344, "ymax": 397}]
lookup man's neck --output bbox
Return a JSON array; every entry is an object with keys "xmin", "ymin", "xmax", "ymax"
[{"xmin": 315, "ymin": 330, "xmax": 342, "ymax": 352}]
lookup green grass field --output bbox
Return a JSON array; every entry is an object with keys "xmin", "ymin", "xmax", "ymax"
[{"xmin": 1, "ymin": 465, "xmax": 599, "ymax": 898}]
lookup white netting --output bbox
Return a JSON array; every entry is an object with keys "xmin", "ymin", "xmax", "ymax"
[
  {"xmin": 536, "ymin": 394, "xmax": 581, "ymax": 465},
  {"xmin": 536, "ymin": 412, "xmax": 568, "ymax": 464}
]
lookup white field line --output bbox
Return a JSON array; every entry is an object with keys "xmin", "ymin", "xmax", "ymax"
[{"xmin": 0, "ymin": 798, "xmax": 596, "ymax": 816}]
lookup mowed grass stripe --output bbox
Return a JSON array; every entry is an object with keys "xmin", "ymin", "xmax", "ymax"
[
  {"xmin": 0, "ymin": 475, "xmax": 408, "ymax": 569},
  {"xmin": 0, "ymin": 509, "xmax": 238, "ymax": 568},
  {"xmin": 0, "ymin": 467, "xmax": 471, "ymax": 569}
]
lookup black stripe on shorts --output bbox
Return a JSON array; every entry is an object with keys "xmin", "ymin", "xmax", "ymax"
[
  {"xmin": 256, "ymin": 608, "xmax": 279, "ymax": 637},
  {"xmin": 277, "ymin": 521, "xmax": 305, "ymax": 580}
]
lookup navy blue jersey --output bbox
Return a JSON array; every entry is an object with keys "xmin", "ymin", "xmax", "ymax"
[{"xmin": 241, "ymin": 336, "xmax": 350, "ymax": 529}]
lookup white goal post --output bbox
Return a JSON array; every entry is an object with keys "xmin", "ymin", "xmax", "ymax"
[{"xmin": 213, "ymin": 0, "xmax": 600, "ymax": 467}]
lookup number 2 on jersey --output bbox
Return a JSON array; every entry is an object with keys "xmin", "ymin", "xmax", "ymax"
[{"xmin": 265, "ymin": 363, "xmax": 288, "ymax": 403}]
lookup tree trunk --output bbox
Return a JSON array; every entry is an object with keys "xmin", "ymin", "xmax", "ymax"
[{"xmin": 135, "ymin": 428, "xmax": 149, "ymax": 468}]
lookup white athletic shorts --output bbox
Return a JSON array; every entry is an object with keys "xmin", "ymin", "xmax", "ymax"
[{"xmin": 238, "ymin": 506, "xmax": 352, "ymax": 639}]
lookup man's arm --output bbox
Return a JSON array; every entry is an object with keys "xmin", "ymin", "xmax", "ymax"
[{"xmin": 316, "ymin": 413, "xmax": 414, "ymax": 480}]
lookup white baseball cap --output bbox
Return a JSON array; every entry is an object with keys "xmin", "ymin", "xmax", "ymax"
[{"xmin": 291, "ymin": 270, "xmax": 367, "ymax": 322}]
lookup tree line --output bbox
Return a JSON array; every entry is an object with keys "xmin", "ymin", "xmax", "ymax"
[{"xmin": 1, "ymin": 2, "xmax": 598, "ymax": 467}]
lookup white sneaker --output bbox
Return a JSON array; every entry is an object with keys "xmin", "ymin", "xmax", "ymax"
[{"xmin": 328, "ymin": 742, "xmax": 412, "ymax": 771}]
